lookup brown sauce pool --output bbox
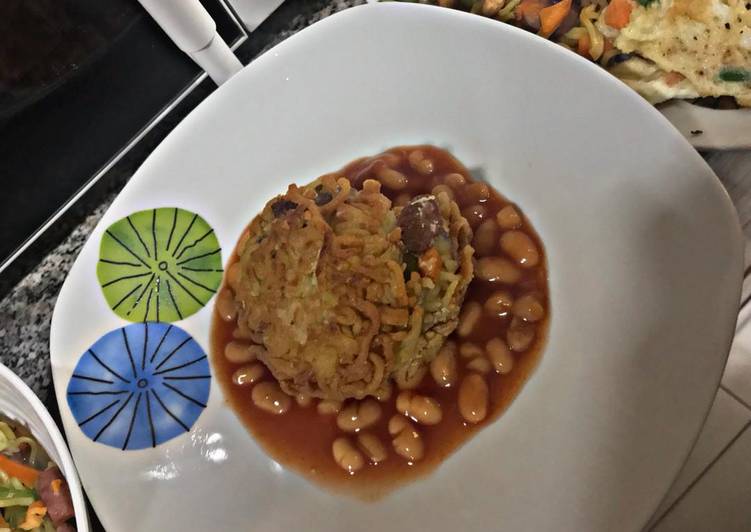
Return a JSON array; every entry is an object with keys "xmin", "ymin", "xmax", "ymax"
[{"xmin": 211, "ymin": 145, "xmax": 549, "ymax": 499}]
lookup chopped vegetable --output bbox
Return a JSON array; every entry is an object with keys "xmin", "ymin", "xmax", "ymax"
[
  {"xmin": 3, "ymin": 507, "xmax": 25, "ymax": 529},
  {"xmin": 538, "ymin": 0, "xmax": 573, "ymax": 38},
  {"xmin": 604, "ymin": 0, "xmax": 633, "ymax": 29},
  {"xmin": 0, "ymin": 486, "xmax": 35, "ymax": 508},
  {"xmin": 636, "ymin": 0, "xmax": 657, "ymax": 5},
  {"xmin": 18, "ymin": 500, "xmax": 46, "ymax": 531},
  {"xmin": 663, "ymin": 71, "xmax": 685, "ymax": 87},
  {"xmin": 577, "ymin": 33, "xmax": 590, "ymax": 57},
  {"xmin": 0, "ymin": 456, "xmax": 39, "ymax": 489},
  {"xmin": 419, "ymin": 247, "xmax": 443, "ymax": 280},
  {"xmin": 516, "ymin": 0, "xmax": 546, "ymax": 29},
  {"xmin": 719, "ymin": 68, "xmax": 751, "ymax": 83}
]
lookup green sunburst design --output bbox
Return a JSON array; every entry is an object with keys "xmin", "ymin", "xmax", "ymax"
[{"xmin": 97, "ymin": 208, "xmax": 223, "ymax": 322}]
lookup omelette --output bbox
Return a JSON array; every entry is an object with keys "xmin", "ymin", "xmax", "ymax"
[{"xmin": 602, "ymin": 0, "xmax": 751, "ymax": 105}]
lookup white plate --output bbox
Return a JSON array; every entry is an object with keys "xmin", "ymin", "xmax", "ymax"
[{"xmin": 49, "ymin": 3, "xmax": 743, "ymax": 531}]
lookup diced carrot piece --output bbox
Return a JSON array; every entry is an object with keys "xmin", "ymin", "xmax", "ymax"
[
  {"xmin": 0, "ymin": 455, "xmax": 39, "ymax": 488},
  {"xmin": 664, "ymin": 71, "xmax": 686, "ymax": 86},
  {"xmin": 604, "ymin": 0, "xmax": 633, "ymax": 29},
  {"xmin": 419, "ymin": 247, "xmax": 442, "ymax": 280},
  {"xmin": 577, "ymin": 34, "xmax": 591, "ymax": 57},
  {"xmin": 538, "ymin": 0, "xmax": 573, "ymax": 37},
  {"xmin": 516, "ymin": 0, "xmax": 546, "ymax": 26}
]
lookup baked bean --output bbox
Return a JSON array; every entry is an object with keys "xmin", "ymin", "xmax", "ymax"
[
  {"xmin": 394, "ymin": 192, "xmax": 412, "ymax": 207},
  {"xmin": 500, "ymin": 231, "xmax": 540, "ymax": 268},
  {"xmin": 389, "ymin": 415, "xmax": 424, "ymax": 462},
  {"xmin": 512, "ymin": 294, "xmax": 545, "ymax": 322},
  {"xmin": 457, "ymin": 301, "xmax": 482, "ymax": 337},
  {"xmin": 430, "ymin": 343, "xmax": 457, "ymax": 387},
  {"xmin": 388, "ymin": 414, "xmax": 411, "ymax": 436},
  {"xmin": 507, "ymin": 316, "xmax": 536, "ymax": 352},
  {"xmin": 458, "ymin": 374, "xmax": 489, "ymax": 424},
  {"xmin": 231, "ymin": 363, "xmax": 264, "ymax": 386},
  {"xmin": 484, "ymin": 290, "xmax": 514, "ymax": 317},
  {"xmin": 459, "ymin": 342, "xmax": 484, "ymax": 359},
  {"xmin": 224, "ymin": 341, "xmax": 265, "ymax": 364},
  {"xmin": 252, "ymin": 382, "xmax": 292, "ymax": 415},
  {"xmin": 486, "ymin": 338, "xmax": 514, "ymax": 374},
  {"xmin": 380, "ymin": 152, "xmax": 403, "ymax": 167},
  {"xmin": 408, "ymin": 150, "xmax": 435, "ymax": 175},
  {"xmin": 376, "ymin": 166, "xmax": 408, "ymax": 190},
  {"xmin": 473, "ymin": 219, "xmax": 498, "ymax": 257},
  {"xmin": 332, "ymin": 437, "xmax": 364, "ymax": 474},
  {"xmin": 396, "ymin": 391, "xmax": 443, "ymax": 425},
  {"xmin": 226, "ymin": 262, "xmax": 241, "ymax": 291},
  {"xmin": 497, "ymin": 205, "xmax": 522, "ymax": 230},
  {"xmin": 463, "ymin": 182, "xmax": 490, "ymax": 204},
  {"xmin": 337, "ymin": 399, "xmax": 382, "ymax": 432},
  {"xmin": 461, "ymin": 204, "xmax": 488, "ymax": 229},
  {"xmin": 466, "ymin": 356, "xmax": 492, "ymax": 374},
  {"xmin": 476, "ymin": 257, "xmax": 522, "ymax": 284},
  {"xmin": 215, "ymin": 288, "xmax": 237, "ymax": 322},
  {"xmin": 375, "ymin": 380, "xmax": 393, "ymax": 402},
  {"xmin": 295, "ymin": 393, "xmax": 312, "ymax": 407},
  {"xmin": 444, "ymin": 173, "xmax": 466, "ymax": 189},
  {"xmin": 357, "ymin": 432, "xmax": 388, "ymax": 464},
  {"xmin": 317, "ymin": 399, "xmax": 342, "ymax": 415},
  {"xmin": 432, "ymin": 184, "xmax": 455, "ymax": 200},
  {"xmin": 232, "ymin": 320, "xmax": 255, "ymax": 341}
]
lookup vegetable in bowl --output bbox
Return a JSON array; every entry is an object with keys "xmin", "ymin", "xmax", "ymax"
[{"xmin": 0, "ymin": 419, "xmax": 75, "ymax": 532}]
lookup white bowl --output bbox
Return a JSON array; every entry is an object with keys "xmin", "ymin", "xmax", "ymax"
[
  {"xmin": 49, "ymin": 3, "xmax": 743, "ymax": 531},
  {"xmin": 0, "ymin": 363, "xmax": 89, "ymax": 531}
]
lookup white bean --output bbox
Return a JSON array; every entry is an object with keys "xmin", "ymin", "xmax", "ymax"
[
  {"xmin": 389, "ymin": 415, "xmax": 424, "ymax": 462},
  {"xmin": 332, "ymin": 437, "xmax": 364, "ymax": 474},
  {"xmin": 357, "ymin": 432, "xmax": 388, "ymax": 464},
  {"xmin": 252, "ymin": 382, "xmax": 291, "ymax": 415},
  {"xmin": 457, "ymin": 301, "xmax": 482, "ymax": 337},
  {"xmin": 512, "ymin": 294, "xmax": 545, "ymax": 322},
  {"xmin": 500, "ymin": 231, "xmax": 540, "ymax": 268},
  {"xmin": 430, "ymin": 343, "xmax": 457, "ymax": 387},
  {"xmin": 232, "ymin": 363, "xmax": 264, "ymax": 386},
  {"xmin": 396, "ymin": 391, "xmax": 443, "ymax": 425},
  {"xmin": 458, "ymin": 373, "xmax": 489, "ymax": 424},
  {"xmin": 337, "ymin": 399, "xmax": 382, "ymax": 432},
  {"xmin": 486, "ymin": 338, "xmax": 514, "ymax": 374}
]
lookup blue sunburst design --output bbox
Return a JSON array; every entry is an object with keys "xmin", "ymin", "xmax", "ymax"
[{"xmin": 67, "ymin": 322, "xmax": 210, "ymax": 450}]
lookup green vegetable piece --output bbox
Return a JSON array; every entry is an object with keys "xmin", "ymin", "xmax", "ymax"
[
  {"xmin": 97, "ymin": 208, "xmax": 223, "ymax": 322},
  {"xmin": 0, "ymin": 486, "xmax": 35, "ymax": 508},
  {"xmin": 719, "ymin": 67, "xmax": 751, "ymax": 83},
  {"xmin": 637, "ymin": 0, "xmax": 658, "ymax": 6},
  {"xmin": 4, "ymin": 505, "xmax": 26, "ymax": 527}
]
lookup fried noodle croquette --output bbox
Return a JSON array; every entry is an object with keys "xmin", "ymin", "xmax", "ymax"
[{"xmin": 234, "ymin": 175, "xmax": 474, "ymax": 401}]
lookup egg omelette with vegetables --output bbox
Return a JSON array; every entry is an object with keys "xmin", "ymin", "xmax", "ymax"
[{"xmin": 428, "ymin": 0, "xmax": 751, "ymax": 107}]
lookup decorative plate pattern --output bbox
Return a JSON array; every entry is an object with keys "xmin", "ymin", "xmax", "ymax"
[
  {"xmin": 97, "ymin": 208, "xmax": 223, "ymax": 322},
  {"xmin": 66, "ymin": 323, "xmax": 210, "ymax": 450}
]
